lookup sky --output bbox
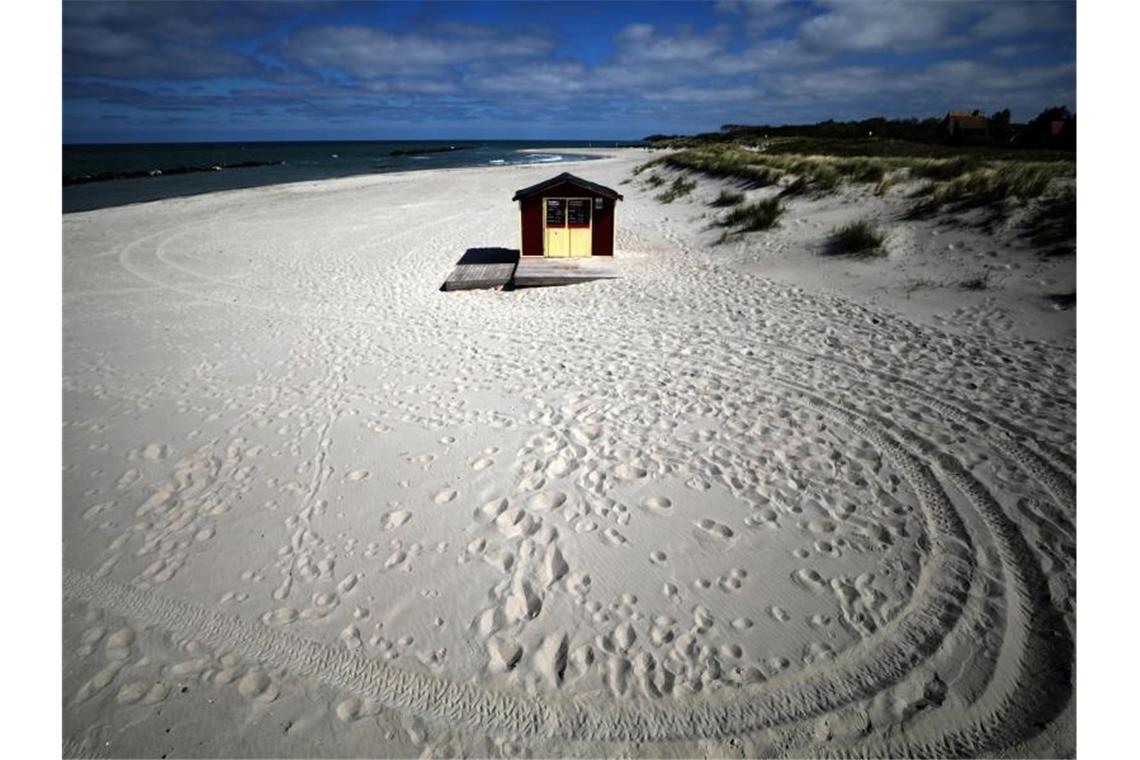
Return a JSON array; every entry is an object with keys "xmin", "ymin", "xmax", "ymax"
[{"xmin": 62, "ymin": 0, "xmax": 1076, "ymax": 143}]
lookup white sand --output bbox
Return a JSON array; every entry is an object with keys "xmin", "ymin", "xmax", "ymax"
[{"xmin": 63, "ymin": 150, "xmax": 1075, "ymax": 757}]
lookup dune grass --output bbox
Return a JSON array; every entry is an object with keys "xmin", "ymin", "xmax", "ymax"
[
  {"xmin": 655, "ymin": 176, "xmax": 697, "ymax": 203},
  {"xmin": 655, "ymin": 142, "xmax": 1072, "ymax": 223},
  {"xmin": 1023, "ymin": 187, "xmax": 1076, "ymax": 256},
  {"xmin": 710, "ymin": 188, "xmax": 745, "ymax": 207},
  {"xmin": 715, "ymin": 197, "xmax": 783, "ymax": 232},
  {"xmin": 959, "ymin": 270, "xmax": 994, "ymax": 290},
  {"xmin": 827, "ymin": 221, "xmax": 885, "ymax": 256},
  {"xmin": 908, "ymin": 162, "xmax": 1066, "ymax": 219},
  {"xmin": 644, "ymin": 173, "xmax": 665, "ymax": 188}
]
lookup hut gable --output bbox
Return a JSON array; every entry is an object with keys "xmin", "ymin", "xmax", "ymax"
[{"xmin": 512, "ymin": 172, "xmax": 623, "ymax": 202}]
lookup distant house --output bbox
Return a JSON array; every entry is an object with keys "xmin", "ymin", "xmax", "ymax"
[{"xmin": 942, "ymin": 110, "xmax": 989, "ymax": 139}]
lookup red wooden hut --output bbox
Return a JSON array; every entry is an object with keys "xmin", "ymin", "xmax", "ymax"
[{"xmin": 512, "ymin": 172, "xmax": 623, "ymax": 258}]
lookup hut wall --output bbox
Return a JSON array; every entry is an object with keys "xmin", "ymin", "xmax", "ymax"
[
  {"xmin": 591, "ymin": 198, "xmax": 615, "ymax": 256},
  {"xmin": 520, "ymin": 197, "xmax": 544, "ymax": 256}
]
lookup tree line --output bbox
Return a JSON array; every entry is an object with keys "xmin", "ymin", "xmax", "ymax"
[{"xmin": 645, "ymin": 106, "xmax": 1075, "ymax": 151}]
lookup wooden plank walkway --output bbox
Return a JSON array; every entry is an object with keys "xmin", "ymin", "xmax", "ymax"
[{"xmin": 442, "ymin": 249, "xmax": 620, "ymax": 291}]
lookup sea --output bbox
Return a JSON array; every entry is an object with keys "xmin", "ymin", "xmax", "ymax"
[{"xmin": 62, "ymin": 139, "xmax": 643, "ymax": 213}]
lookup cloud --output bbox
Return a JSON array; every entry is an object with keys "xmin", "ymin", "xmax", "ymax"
[
  {"xmin": 797, "ymin": 1, "xmax": 972, "ymax": 53},
  {"xmin": 714, "ymin": 0, "xmax": 808, "ymax": 33},
  {"xmin": 614, "ymin": 23, "xmax": 729, "ymax": 62},
  {"xmin": 972, "ymin": 2, "xmax": 1074, "ymax": 39},
  {"xmin": 758, "ymin": 59, "xmax": 1076, "ymax": 118},
  {"xmin": 274, "ymin": 24, "xmax": 553, "ymax": 81},
  {"xmin": 796, "ymin": 1, "xmax": 1075, "ymax": 55},
  {"xmin": 63, "ymin": 0, "xmax": 271, "ymax": 78}
]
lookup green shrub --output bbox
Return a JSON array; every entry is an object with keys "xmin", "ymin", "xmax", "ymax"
[
  {"xmin": 645, "ymin": 173, "xmax": 665, "ymax": 187},
  {"xmin": 827, "ymin": 221, "xmax": 885, "ymax": 256}
]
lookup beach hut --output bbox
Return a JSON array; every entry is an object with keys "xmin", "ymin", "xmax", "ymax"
[{"xmin": 512, "ymin": 172, "xmax": 623, "ymax": 258}]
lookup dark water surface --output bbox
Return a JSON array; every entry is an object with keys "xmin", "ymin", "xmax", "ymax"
[{"xmin": 63, "ymin": 140, "xmax": 642, "ymax": 213}]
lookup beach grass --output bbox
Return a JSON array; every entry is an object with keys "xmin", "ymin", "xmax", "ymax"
[
  {"xmin": 716, "ymin": 197, "xmax": 783, "ymax": 232},
  {"xmin": 651, "ymin": 141, "xmax": 1073, "ymax": 227},
  {"xmin": 655, "ymin": 176, "xmax": 697, "ymax": 203},
  {"xmin": 710, "ymin": 188, "xmax": 745, "ymax": 207},
  {"xmin": 827, "ymin": 221, "xmax": 886, "ymax": 256},
  {"xmin": 1023, "ymin": 187, "xmax": 1076, "ymax": 256},
  {"xmin": 959, "ymin": 270, "xmax": 995, "ymax": 290}
]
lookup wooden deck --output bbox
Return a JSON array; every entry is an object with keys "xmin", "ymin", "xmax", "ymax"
[
  {"xmin": 512, "ymin": 257, "xmax": 619, "ymax": 288},
  {"xmin": 442, "ymin": 262, "xmax": 517, "ymax": 291},
  {"xmin": 441, "ymin": 247, "xmax": 518, "ymax": 291},
  {"xmin": 442, "ymin": 249, "xmax": 619, "ymax": 291}
]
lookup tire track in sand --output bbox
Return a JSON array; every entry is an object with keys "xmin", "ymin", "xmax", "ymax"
[{"xmin": 63, "ymin": 386, "xmax": 980, "ymax": 743}]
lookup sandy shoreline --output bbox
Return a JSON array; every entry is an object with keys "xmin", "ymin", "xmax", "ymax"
[{"xmin": 63, "ymin": 150, "xmax": 1074, "ymax": 757}]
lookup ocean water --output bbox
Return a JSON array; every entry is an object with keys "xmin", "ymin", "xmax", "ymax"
[{"xmin": 62, "ymin": 140, "xmax": 641, "ymax": 213}]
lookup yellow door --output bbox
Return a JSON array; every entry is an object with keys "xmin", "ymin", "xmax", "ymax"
[
  {"xmin": 567, "ymin": 198, "xmax": 592, "ymax": 257},
  {"xmin": 544, "ymin": 199, "xmax": 569, "ymax": 257}
]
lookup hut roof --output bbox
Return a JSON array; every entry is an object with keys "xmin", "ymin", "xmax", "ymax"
[{"xmin": 512, "ymin": 172, "xmax": 624, "ymax": 202}]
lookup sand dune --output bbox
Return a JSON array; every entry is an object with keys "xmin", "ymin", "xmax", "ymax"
[{"xmin": 63, "ymin": 150, "xmax": 1074, "ymax": 757}]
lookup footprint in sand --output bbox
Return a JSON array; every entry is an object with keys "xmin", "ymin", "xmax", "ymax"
[
  {"xmin": 649, "ymin": 550, "xmax": 668, "ymax": 565},
  {"xmin": 116, "ymin": 469, "xmax": 141, "ymax": 489},
  {"xmin": 116, "ymin": 682, "xmax": 151, "ymax": 705},
  {"xmin": 528, "ymin": 490, "xmax": 567, "ymax": 511},
  {"xmin": 643, "ymin": 496, "xmax": 672, "ymax": 512},
  {"xmin": 793, "ymin": 567, "xmax": 828, "ymax": 594},
  {"xmin": 262, "ymin": 608, "xmax": 299, "ymax": 626},
  {"xmin": 602, "ymin": 527, "xmax": 628, "ymax": 546},
  {"xmin": 570, "ymin": 424, "xmax": 601, "ymax": 445},
  {"xmin": 685, "ymin": 477, "xmax": 710, "ymax": 491},
  {"xmin": 475, "ymin": 498, "xmax": 508, "ymax": 522},
  {"xmin": 519, "ymin": 473, "xmax": 546, "ymax": 491},
  {"xmin": 574, "ymin": 518, "xmax": 598, "ymax": 534},
  {"xmin": 614, "ymin": 463, "xmax": 647, "ymax": 481},
  {"xmin": 346, "ymin": 470, "xmax": 370, "ymax": 482},
  {"xmin": 432, "ymin": 489, "xmax": 457, "ymax": 504},
  {"xmin": 470, "ymin": 457, "xmax": 494, "ymax": 471},
  {"xmin": 547, "ymin": 456, "xmax": 577, "ymax": 478},
  {"xmin": 695, "ymin": 519, "xmax": 734, "ymax": 540},
  {"xmin": 381, "ymin": 510, "xmax": 412, "ymax": 530},
  {"xmin": 769, "ymin": 606, "xmax": 791, "ymax": 622},
  {"xmin": 142, "ymin": 443, "xmax": 167, "ymax": 462}
]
